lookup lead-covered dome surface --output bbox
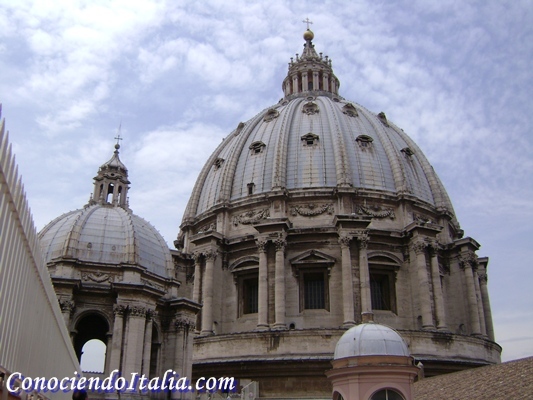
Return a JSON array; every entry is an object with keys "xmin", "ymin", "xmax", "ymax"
[
  {"xmin": 39, "ymin": 204, "xmax": 173, "ymax": 277},
  {"xmin": 183, "ymin": 32, "xmax": 454, "ymax": 221},
  {"xmin": 334, "ymin": 323, "xmax": 410, "ymax": 360}
]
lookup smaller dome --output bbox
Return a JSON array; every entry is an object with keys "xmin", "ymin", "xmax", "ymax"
[
  {"xmin": 334, "ymin": 323, "xmax": 410, "ymax": 360},
  {"xmin": 303, "ymin": 29, "xmax": 314, "ymax": 41}
]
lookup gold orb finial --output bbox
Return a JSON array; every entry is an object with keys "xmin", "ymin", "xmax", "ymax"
[{"xmin": 303, "ymin": 29, "xmax": 314, "ymax": 41}]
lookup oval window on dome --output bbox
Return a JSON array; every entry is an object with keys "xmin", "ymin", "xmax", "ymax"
[
  {"xmin": 249, "ymin": 141, "xmax": 266, "ymax": 155},
  {"xmin": 263, "ymin": 108, "xmax": 279, "ymax": 122}
]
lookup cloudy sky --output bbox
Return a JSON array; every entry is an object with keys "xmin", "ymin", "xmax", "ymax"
[{"xmin": 1, "ymin": 0, "xmax": 531, "ymax": 364}]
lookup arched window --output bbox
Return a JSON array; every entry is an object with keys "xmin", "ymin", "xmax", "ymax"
[
  {"xmin": 74, "ymin": 313, "xmax": 109, "ymax": 373},
  {"xmin": 370, "ymin": 388, "xmax": 405, "ymax": 400},
  {"xmin": 80, "ymin": 339, "xmax": 106, "ymax": 373}
]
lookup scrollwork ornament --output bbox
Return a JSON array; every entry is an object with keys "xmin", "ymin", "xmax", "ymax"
[
  {"xmin": 478, "ymin": 273, "xmax": 488, "ymax": 285},
  {"xmin": 233, "ymin": 208, "xmax": 270, "ymax": 226},
  {"xmin": 427, "ymin": 240, "xmax": 442, "ymax": 256}
]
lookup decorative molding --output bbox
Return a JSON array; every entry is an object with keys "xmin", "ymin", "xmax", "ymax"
[
  {"xmin": 478, "ymin": 273, "xmax": 488, "ymax": 284},
  {"xmin": 427, "ymin": 240, "xmax": 442, "ymax": 256},
  {"xmin": 146, "ymin": 309, "xmax": 156, "ymax": 321},
  {"xmin": 233, "ymin": 208, "xmax": 270, "ymax": 226},
  {"xmin": 356, "ymin": 204, "xmax": 395, "ymax": 219},
  {"xmin": 302, "ymin": 101, "xmax": 319, "ymax": 115},
  {"xmin": 290, "ymin": 203, "xmax": 333, "ymax": 217},
  {"xmin": 141, "ymin": 278, "xmax": 165, "ymax": 291}
]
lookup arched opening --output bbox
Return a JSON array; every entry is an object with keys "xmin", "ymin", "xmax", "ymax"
[
  {"xmin": 333, "ymin": 391, "xmax": 344, "ymax": 400},
  {"xmin": 74, "ymin": 313, "xmax": 109, "ymax": 373},
  {"xmin": 106, "ymin": 183, "xmax": 115, "ymax": 203},
  {"xmin": 80, "ymin": 339, "xmax": 106, "ymax": 373},
  {"xmin": 117, "ymin": 185, "xmax": 123, "ymax": 204}
]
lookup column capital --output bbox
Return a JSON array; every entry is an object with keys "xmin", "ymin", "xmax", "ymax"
[
  {"xmin": 129, "ymin": 306, "xmax": 147, "ymax": 318},
  {"xmin": 256, "ymin": 238, "xmax": 268, "ymax": 253},
  {"xmin": 274, "ymin": 238, "xmax": 286, "ymax": 252},
  {"xmin": 410, "ymin": 238, "xmax": 427, "ymax": 255},
  {"xmin": 478, "ymin": 272, "xmax": 488, "ymax": 284},
  {"xmin": 58, "ymin": 299, "xmax": 75, "ymax": 315},
  {"xmin": 146, "ymin": 308, "xmax": 156, "ymax": 321},
  {"xmin": 191, "ymin": 251, "xmax": 202, "ymax": 263},
  {"xmin": 338, "ymin": 235, "xmax": 352, "ymax": 248},
  {"xmin": 355, "ymin": 230, "xmax": 369, "ymax": 249},
  {"xmin": 113, "ymin": 304, "xmax": 127, "ymax": 316},
  {"xmin": 175, "ymin": 317, "xmax": 196, "ymax": 332},
  {"xmin": 427, "ymin": 240, "xmax": 442, "ymax": 256},
  {"xmin": 204, "ymin": 249, "xmax": 218, "ymax": 261},
  {"xmin": 459, "ymin": 251, "xmax": 478, "ymax": 269}
]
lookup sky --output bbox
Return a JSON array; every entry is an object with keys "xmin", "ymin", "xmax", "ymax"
[{"xmin": 0, "ymin": 0, "xmax": 531, "ymax": 365}]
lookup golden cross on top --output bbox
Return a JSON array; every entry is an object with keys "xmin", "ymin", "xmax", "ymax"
[{"xmin": 302, "ymin": 17, "xmax": 313, "ymax": 30}]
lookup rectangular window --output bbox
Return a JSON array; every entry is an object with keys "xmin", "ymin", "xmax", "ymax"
[
  {"xmin": 241, "ymin": 277, "xmax": 258, "ymax": 314},
  {"xmin": 370, "ymin": 272, "xmax": 393, "ymax": 311},
  {"xmin": 302, "ymin": 272, "xmax": 327, "ymax": 310}
]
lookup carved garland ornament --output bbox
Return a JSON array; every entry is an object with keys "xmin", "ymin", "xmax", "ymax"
[
  {"xmin": 290, "ymin": 203, "xmax": 334, "ymax": 217},
  {"xmin": 356, "ymin": 205, "xmax": 395, "ymax": 219},
  {"xmin": 233, "ymin": 208, "xmax": 270, "ymax": 226},
  {"xmin": 81, "ymin": 271, "xmax": 116, "ymax": 283}
]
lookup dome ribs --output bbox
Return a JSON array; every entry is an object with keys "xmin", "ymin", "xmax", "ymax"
[
  {"xmin": 324, "ymin": 99, "xmax": 351, "ymax": 187},
  {"xmin": 271, "ymin": 102, "xmax": 295, "ymax": 190}
]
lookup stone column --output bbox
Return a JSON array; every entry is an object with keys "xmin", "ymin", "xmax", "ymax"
[
  {"xmin": 173, "ymin": 317, "xmax": 195, "ymax": 399},
  {"xmin": 122, "ymin": 306, "xmax": 147, "ymax": 377},
  {"xmin": 473, "ymin": 269, "xmax": 487, "ymax": 336},
  {"xmin": 201, "ymin": 249, "xmax": 217, "ymax": 335},
  {"xmin": 478, "ymin": 270, "xmax": 495, "ymax": 341},
  {"xmin": 256, "ymin": 239, "xmax": 269, "ymax": 331},
  {"xmin": 429, "ymin": 241, "xmax": 448, "ymax": 331},
  {"xmin": 108, "ymin": 304, "xmax": 126, "ymax": 373},
  {"xmin": 357, "ymin": 232, "xmax": 373, "ymax": 323},
  {"xmin": 273, "ymin": 236, "xmax": 287, "ymax": 330},
  {"xmin": 293, "ymin": 75, "xmax": 299, "ymax": 94},
  {"xmin": 412, "ymin": 240, "xmax": 435, "ymax": 330},
  {"xmin": 313, "ymin": 71, "xmax": 319, "ymax": 90},
  {"xmin": 191, "ymin": 252, "xmax": 202, "ymax": 303},
  {"xmin": 460, "ymin": 253, "xmax": 482, "ymax": 336},
  {"xmin": 323, "ymin": 73, "xmax": 329, "ymax": 92},
  {"xmin": 339, "ymin": 235, "xmax": 355, "ymax": 328},
  {"xmin": 302, "ymin": 71, "xmax": 308, "ymax": 91},
  {"xmin": 58, "ymin": 299, "xmax": 75, "ymax": 328},
  {"xmin": 141, "ymin": 309, "xmax": 154, "ymax": 377}
]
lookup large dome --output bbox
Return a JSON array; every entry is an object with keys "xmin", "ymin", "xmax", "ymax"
[
  {"xmin": 183, "ymin": 35, "xmax": 454, "ymax": 222},
  {"xmin": 40, "ymin": 204, "xmax": 173, "ymax": 277}
]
